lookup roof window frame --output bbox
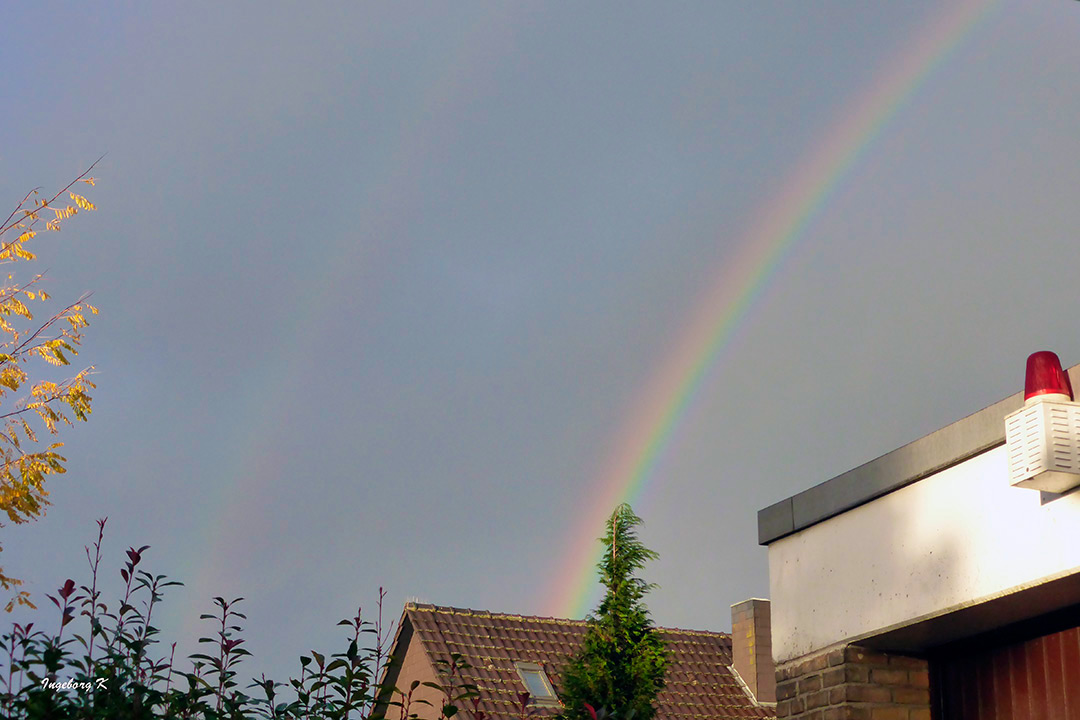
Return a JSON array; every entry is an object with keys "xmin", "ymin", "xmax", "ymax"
[{"xmin": 513, "ymin": 661, "xmax": 560, "ymax": 706}]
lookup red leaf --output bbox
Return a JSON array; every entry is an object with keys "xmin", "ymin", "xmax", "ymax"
[{"xmin": 59, "ymin": 579, "xmax": 75, "ymax": 600}]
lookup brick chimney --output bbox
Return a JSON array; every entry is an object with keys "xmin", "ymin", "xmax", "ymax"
[{"xmin": 730, "ymin": 598, "xmax": 775, "ymax": 703}]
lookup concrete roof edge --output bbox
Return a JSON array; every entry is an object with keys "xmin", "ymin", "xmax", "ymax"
[{"xmin": 758, "ymin": 364, "xmax": 1080, "ymax": 545}]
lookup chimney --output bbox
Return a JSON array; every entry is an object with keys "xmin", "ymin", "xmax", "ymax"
[{"xmin": 730, "ymin": 598, "xmax": 775, "ymax": 703}]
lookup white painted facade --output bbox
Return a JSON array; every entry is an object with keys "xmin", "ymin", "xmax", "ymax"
[{"xmin": 767, "ymin": 444, "xmax": 1080, "ymax": 663}]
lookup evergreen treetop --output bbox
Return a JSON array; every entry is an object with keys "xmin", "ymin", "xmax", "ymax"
[{"xmin": 559, "ymin": 504, "xmax": 666, "ymax": 720}]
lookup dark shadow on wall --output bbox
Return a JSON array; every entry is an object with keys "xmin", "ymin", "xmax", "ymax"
[{"xmin": 1040, "ymin": 481, "xmax": 1080, "ymax": 506}]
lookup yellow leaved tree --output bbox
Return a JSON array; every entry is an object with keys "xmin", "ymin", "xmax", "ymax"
[{"xmin": 0, "ymin": 161, "xmax": 100, "ymax": 610}]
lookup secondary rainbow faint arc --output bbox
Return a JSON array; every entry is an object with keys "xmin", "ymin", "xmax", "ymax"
[
  {"xmin": 547, "ymin": 0, "xmax": 1000, "ymax": 620},
  {"xmin": 176, "ymin": 8, "xmax": 525, "ymax": 644}
]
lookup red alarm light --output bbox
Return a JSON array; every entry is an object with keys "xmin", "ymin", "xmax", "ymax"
[{"xmin": 1024, "ymin": 351, "xmax": 1073, "ymax": 402}]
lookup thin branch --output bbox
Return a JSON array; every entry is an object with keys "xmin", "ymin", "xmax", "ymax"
[
  {"xmin": 0, "ymin": 370, "xmax": 91, "ymax": 422},
  {"xmin": 0, "ymin": 274, "xmax": 48, "ymax": 322},
  {"xmin": 0, "ymin": 155, "xmax": 104, "ymax": 242},
  {"xmin": 0, "ymin": 188, "xmax": 44, "ymax": 234},
  {"xmin": 7, "ymin": 293, "xmax": 94, "ymax": 360}
]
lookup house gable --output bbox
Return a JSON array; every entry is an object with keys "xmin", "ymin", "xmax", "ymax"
[{"xmin": 378, "ymin": 614, "xmax": 446, "ymax": 720}]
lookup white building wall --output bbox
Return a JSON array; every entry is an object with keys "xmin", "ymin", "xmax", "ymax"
[{"xmin": 768, "ymin": 444, "xmax": 1080, "ymax": 662}]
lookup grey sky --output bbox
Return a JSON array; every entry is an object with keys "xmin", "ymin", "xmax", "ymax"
[{"xmin": 4, "ymin": 0, "xmax": 1080, "ymax": 686}]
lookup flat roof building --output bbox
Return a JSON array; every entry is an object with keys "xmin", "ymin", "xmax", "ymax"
[{"xmin": 758, "ymin": 354, "xmax": 1080, "ymax": 718}]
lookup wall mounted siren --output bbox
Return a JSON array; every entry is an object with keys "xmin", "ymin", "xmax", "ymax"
[{"xmin": 1005, "ymin": 351, "xmax": 1080, "ymax": 493}]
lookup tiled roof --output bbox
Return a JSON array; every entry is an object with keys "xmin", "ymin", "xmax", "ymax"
[{"xmin": 403, "ymin": 604, "xmax": 773, "ymax": 720}]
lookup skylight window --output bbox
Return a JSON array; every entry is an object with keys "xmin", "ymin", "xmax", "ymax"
[{"xmin": 514, "ymin": 662, "xmax": 559, "ymax": 705}]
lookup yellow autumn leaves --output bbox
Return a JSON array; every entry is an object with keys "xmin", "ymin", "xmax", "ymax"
[{"xmin": 0, "ymin": 162, "xmax": 101, "ymax": 609}]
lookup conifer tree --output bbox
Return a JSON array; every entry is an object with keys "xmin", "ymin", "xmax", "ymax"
[{"xmin": 559, "ymin": 503, "xmax": 666, "ymax": 720}]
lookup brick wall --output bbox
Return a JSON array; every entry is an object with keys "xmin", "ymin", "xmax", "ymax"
[
  {"xmin": 376, "ymin": 618, "xmax": 445, "ymax": 720},
  {"xmin": 731, "ymin": 598, "xmax": 776, "ymax": 703},
  {"xmin": 775, "ymin": 645, "xmax": 930, "ymax": 720}
]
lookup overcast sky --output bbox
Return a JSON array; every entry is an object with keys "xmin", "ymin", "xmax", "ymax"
[{"xmin": 4, "ymin": 0, "xmax": 1080, "ymax": 687}]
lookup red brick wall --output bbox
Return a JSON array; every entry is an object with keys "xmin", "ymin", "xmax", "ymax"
[{"xmin": 775, "ymin": 645, "xmax": 929, "ymax": 720}]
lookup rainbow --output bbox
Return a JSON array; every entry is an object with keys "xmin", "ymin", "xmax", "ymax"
[
  {"xmin": 546, "ymin": 0, "xmax": 1001, "ymax": 620},
  {"xmin": 171, "ymin": 7, "xmax": 525, "ymax": 643}
]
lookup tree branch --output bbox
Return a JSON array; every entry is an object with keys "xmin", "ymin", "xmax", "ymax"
[{"xmin": 0, "ymin": 155, "xmax": 104, "ymax": 241}]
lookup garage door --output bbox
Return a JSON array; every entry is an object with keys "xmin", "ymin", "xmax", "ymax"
[{"xmin": 931, "ymin": 615, "xmax": 1080, "ymax": 719}]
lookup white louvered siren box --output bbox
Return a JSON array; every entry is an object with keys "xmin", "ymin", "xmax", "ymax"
[{"xmin": 1005, "ymin": 399, "xmax": 1080, "ymax": 493}]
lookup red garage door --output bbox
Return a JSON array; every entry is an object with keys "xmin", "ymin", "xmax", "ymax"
[{"xmin": 931, "ymin": 613, "xmax": 1080, "ymax": 719}]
